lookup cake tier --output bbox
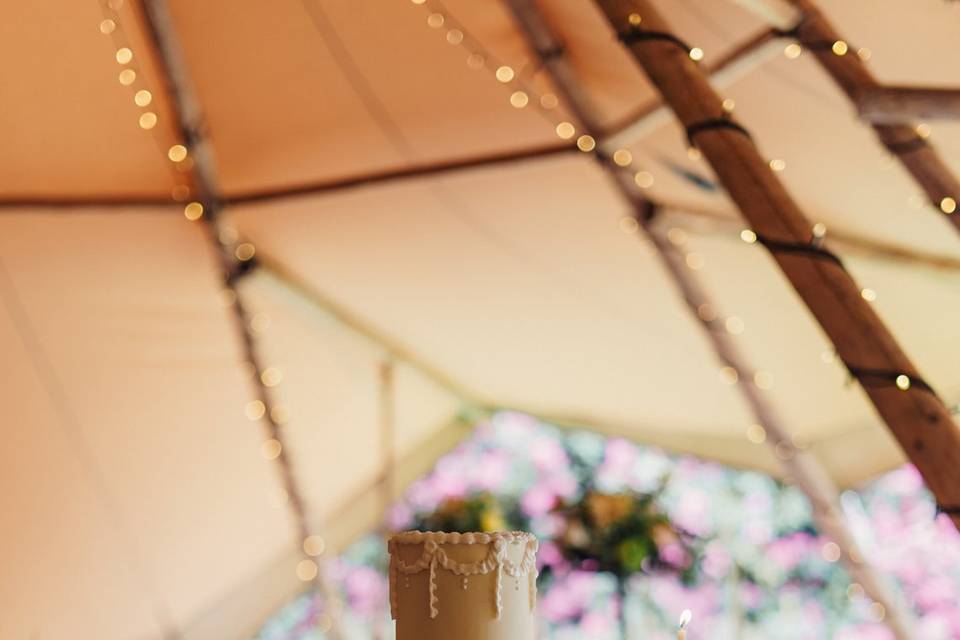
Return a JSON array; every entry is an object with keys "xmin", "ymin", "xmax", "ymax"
[{"xmin": 389, "ymin": 531, "xmax": 538, "ymax": 640}]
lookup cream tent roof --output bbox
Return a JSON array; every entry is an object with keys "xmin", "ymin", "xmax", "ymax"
[{"xmin": 3, "ymin": 0, "xmax": 960, "ymax": 638}]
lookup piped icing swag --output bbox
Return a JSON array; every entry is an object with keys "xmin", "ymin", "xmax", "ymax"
[{"xmin": 388, "ymin": 531, "xmax": 538, "ymax": 620}]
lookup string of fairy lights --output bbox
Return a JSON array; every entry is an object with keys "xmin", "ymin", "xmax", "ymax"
[
  {"xmin": 406, "ymin": 0, "xmax": 908, "ymax": 444},
  {"xmin": 96, "ymin": 0, "xmax": 193, "ymax": 206},
  {"xmin": 89, "ymin": 0, "xmax": 954, "ymax": 631},
  {"xmin": 408, "ymin": 0, "xmax": 945, "ymax": 623},
  {"xmin": 773, "ymin": 37, "xmax": 954, "ymax": 385},
  {"xmin": 94, "ymin": 2, "xmax": 343, "ymax": 630},
  {"xmin": 778, "ymin": 37, "xmax": 957, "ymax": 217},
  {"xmin": 410, "ymin": 0, "xmax": 660, "ymax": 191},
  {"xmin": 620, "ymin": 18, "xmax": 944, "ymax": 450}
]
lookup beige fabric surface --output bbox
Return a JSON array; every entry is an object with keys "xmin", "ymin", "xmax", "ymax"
[{"xmin": 2, "ymin": 0, "xmax": 959, "ymax": 637}]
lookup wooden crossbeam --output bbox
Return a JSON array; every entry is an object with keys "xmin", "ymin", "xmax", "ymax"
[
  {"xmin": 736, "ymin": 0, "xmax": 960, "ymax": 235},
  {"xmin": 592, "ymin": 0, "xmax": 960, "ymax": 532},
  {"xmin": 858, "ymin": 86, "xmax": 960, "ymax": 123}
]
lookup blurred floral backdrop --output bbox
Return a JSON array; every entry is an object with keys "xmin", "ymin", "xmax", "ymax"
[{"xmin": 253, "ymin": 412, "xmax": 960, "ymax": 640}]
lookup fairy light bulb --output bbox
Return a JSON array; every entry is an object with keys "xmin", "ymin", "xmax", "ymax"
[
  {"xmin": 725, "ymin": 316, "xmax": 745, "ymax": 334},
  {"xmin": 426, "ymin": 13, "xmax": 444, "ymax": 28},
  {"xmin": 940, "ymin": 196, "xmax": 957, "ymax": 214},
  {"xmin": 740, "ymin": 229, "xmax": 757, "ymax": 243},
  {"xmin": 99, "ymin": 19, "xmax": 116, "ymax": 34},
  {"xmin": 134, "ymin": 89, "xmax": 152, "ymax": 107},
  {"xmin": 303, "ymin": 535, "xmax": 327, "ymax": 556},
  {"xmin": 115, "ymin": 47, "xmax": 133, "ymax": 64},
  {"xmin": 296, "ymin": 559, "xmax": 319, "ymax": 581},
  {"xmin": 619, "ymin": 216, "xmax": 639, "ymax": 234},
  {"xmin": 576, "ymin": 135, "xmax": 596, "ymax": 152},
  {"xmin": 445, "ymin": 29, "xmax": 463, "ymax": 45},
  {"xmin": 495, "ymin": 66, "xmax": 515, "ymax": 83},
  {"xmin": 118, "ymin": 68, "xmax": 136, "ymax": 85},
  {"xmin": 235, "ymin": 243, "xmax": 256, "ymax": 261},
  {"xmin": 509, "ymin": 91, "xmax": 529, "ymax": 108},
  {"xmin": 245, "ymin": 400, "xmax": 266, "ymax": 420},
  {"xmin": 871, "ymin": 603, "xmax": 886, "ymax": 622},
  {"xmin": 915, "ymin": 123, "xmax": 931, "ymax": 139},
  {"xmin": 139, "ymin": 112, "xmax": 157, "ymax": 129},
  {"xmin": 633, "ymin": 171, "xmax": 654, "ymax": 188},
  {"xmin": 722, "ymin": 97, "xmax": 735, "ymax": 112},
  {"xmin": 539, "ymin": 93, "xmax": 558, "ymax": 109},
  {"xmin": 261, "ymin": 367, "xmax": 283, "ymax": 387},
  {"xmin": 666, "ymin": 228, "xmax": 687, "ymax": 245},
  {"xmin": 167, "ymin": 144, "xmax": 188, "ymax": 162},
  {"xmin": 628, "ymin": 13, "xmax": 641, "ymax": 25},
  {"xmin": 860, "ymin": 288, "xmax": 877, "ymax": 302},
  {"xmin": 261, "ymin": 438, "xmax": 282, "ymax": 460},
  {"xmin": 769, "ymin": 158, "xmax": 786, "ymax": 172},
  {"xmin": 754, "ymin": 371, "xmax": 774, "ymax": 389},
  {"xmin": 774, "ymin": 441, "xmax": 794, "ymax": 460},
  {"xmin": 895, "ymin": 374, "xmax": 911, "ymax": 390},
  {"xmin": 746, "ymin": 424, "xmax": 767, "ymax": 443},
  {"xmin": 612, "ymin": 149, "xmax": 633, "ymax": 166},
  {"xmin": 784, "ymin": 43, "xmax": 802, "ymax": 59},
  {"xmin": 250, "ymin": 313, "xmax": 271, "ymax": 333},
  {"xmin": 832, "ymin": 40, "xmax": 848, "ymax": 56},
  {"xmin": 183, "ymin": 201, "xmax": 203, "ymax": 220},
  {"xmin": 857, "ymin": 47, "xmax": 871, "ymax": 61},
  {"xmin": 466, "ymin": 53, "xmax": 484, "ymax": 69},
  {"xmin": 689, "ymin": 47, "xmax": 704, "ymax": 61},
  {"xmin": 555, "ymin": 122, "xmax": 575, "ymax": 139},
  {"xmin": 685, "ymin": 252, "xmax": 704, "ymax": 270}
]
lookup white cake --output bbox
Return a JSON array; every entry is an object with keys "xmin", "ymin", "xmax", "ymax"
[{"xmin": 388, "ymin": 531, "xmax": 538, "ymax": 640}]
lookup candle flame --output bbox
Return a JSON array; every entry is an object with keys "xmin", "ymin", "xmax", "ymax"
[{"xmin": 678, "ymin": 609, "xmax": 692, "ymax": 629}]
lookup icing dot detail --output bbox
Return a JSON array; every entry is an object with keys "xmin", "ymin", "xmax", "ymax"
[{"xmin": 429, "ymin": 555, "xmax": 439, "ymax": 619}]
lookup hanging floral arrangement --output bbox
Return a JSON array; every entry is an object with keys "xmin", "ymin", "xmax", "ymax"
[{"xmin": 553, "ymin": 490, "xmax": 698, "ymax": 581}]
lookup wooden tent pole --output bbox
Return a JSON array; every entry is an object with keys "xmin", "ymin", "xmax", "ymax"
[
  {"xmin": 503, "ymin": 2, "xmax": 915, "ymax": 636},
  {"xmin": 378, "ymin": 358, "xmax": 397, "ymax": 514},
  {"xmin": 857, "ymin": 86, "xmax": 960, "ymax": 124},
  {"xmin": 590, "ymin": 0, "xmax": 960, "ymax": 528},
  {"xmin": 603, "ymin": 28, "xmax": 782, "ymax": 148},
  {"xmin": 137, "ymin": 1, "xmax": 345, "ymax": 636},
  {"xmin": 736, "ymin": 0, "xmax": 960, "ymax": 233}
]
